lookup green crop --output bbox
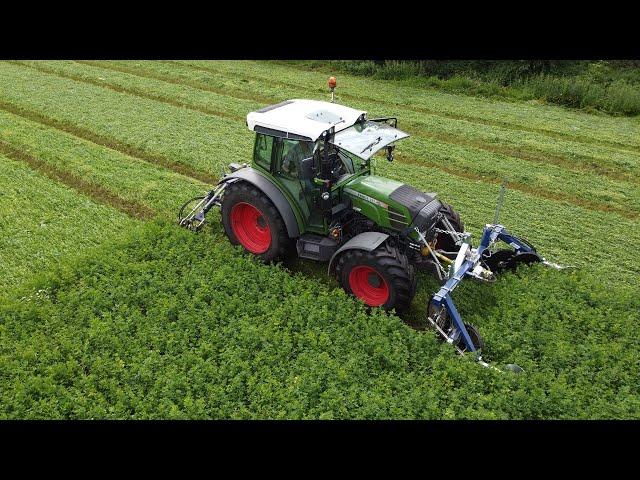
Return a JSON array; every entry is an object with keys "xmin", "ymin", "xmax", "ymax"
[
  {"xmin": 0, "ymin": 60, "xmax": 638, "ymax": 419},
  {"xmin": 1, "ymin": 221, "xmax": 637, "ymax": 419},
  {"xmin": 0, "ymin": 155, "xmax": 135, "ymax": 288}
]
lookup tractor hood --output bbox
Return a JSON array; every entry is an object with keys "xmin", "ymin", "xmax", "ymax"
[
  {"xmin": 343, "ymin": 175, "xmax": 441, "ymax": 233},
  {"xmin": 330, "ymin": 120, "xmax": 409, "ymax": 160}
]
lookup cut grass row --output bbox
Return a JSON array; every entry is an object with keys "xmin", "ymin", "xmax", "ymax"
[
  {"xmin": 55, "ymin": 61, "xmax": 640, "ymax": 210},
  {"xmin": 0, "ymin": 155, "xmax": 136, "ymax": 289},
  {"xmin": 197, "ymin": 60, "xmax": 640, "ymax": 151},
  {"xmin": 2, "ymin": 61, "xmax": 638, "ymax": 220},
  {"xmin": 0, "ymin": 109, "xmax": 208, "ymax": 218},
  {"xmin": 0, "ymin": 62, "xmax": 252, "ymax": 176},
  {"xmin": 0, "ymin": 141, "xmax": 154, "ymax": 220},
  {"xmin": 75, "ymin": 59, "xmax": 640, "ymax": 181},
  {"xmin": 0, "ymin": 61, "xmax": 638, "ymax": 283},
  {"xmin": 1, "ymin": 220, "xmax": 638, "ymax": 419}
]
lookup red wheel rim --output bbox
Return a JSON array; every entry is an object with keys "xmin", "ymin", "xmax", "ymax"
[
  {"xmin": 348, "ymin": 265, "xmax": 389, "ymax": 307},
  {"xmin": 230, "ymin": 202, "xmax": 271, "ymax": 254}
]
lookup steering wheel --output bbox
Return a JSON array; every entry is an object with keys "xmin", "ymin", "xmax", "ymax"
[{"xmin": 328, "ymin": 153, "xmax": 346, "ymax": 178}]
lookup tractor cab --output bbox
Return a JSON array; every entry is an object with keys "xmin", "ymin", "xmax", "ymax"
[
  {"xmin": 248, "ymin": 100, "xmax": 407, "ymax": 182},
  {"xmin": 247, "ymin": 99, "xmax": 410, "ymax": 233}
]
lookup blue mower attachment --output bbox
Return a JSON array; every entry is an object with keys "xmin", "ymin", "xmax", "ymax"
[{"xmin": 422, "ymin": 223, "xmax": 568, "ymax": 372}]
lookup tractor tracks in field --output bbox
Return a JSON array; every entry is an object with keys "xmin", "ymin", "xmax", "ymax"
[
  {"xmin": 0, "ymin": 139, "xmax": 156, "ymax": 220},
  {"xmin": 68, "ymin": 60, "xmax": 640, "ymax": 185},
  {"xmin": 1, "ymin": 97, "xmax": 635, "ymax": 222},
  {"xmin": 400, "ymin": 125, "xmax": 639, "ymax": 185},
  {"xmin": 1, "ymin": 64, "xmax": 638, "ymax": 221},
  {"xmin": 75, "ymin": 60, "xmax": 275, "ymax": 106},
  {"xmin": 0, "ymin": 99, "xmax": 218, "ymax": 186},
  {"xmin": 7, "ymin": 60, "xmax": 246, "ymax": 123}
]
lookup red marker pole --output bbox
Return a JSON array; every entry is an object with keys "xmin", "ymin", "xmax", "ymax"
[{"xmin": 328, "ymin": 76, "xmax": 337, "ymax": 102}]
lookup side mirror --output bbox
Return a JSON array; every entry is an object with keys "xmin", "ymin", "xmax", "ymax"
[
  {"xmin": 386, "ymin": 145, "xmax": 395, "ymax": 162},
  {"xmin": 300, "ymin": 156, "xmax": 315, "ymax": 180}
]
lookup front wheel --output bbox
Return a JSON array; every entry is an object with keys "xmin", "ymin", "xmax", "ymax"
[
  {"xmin": 221, "ymin": 182, "xmax": 291, "ymax": 263},
  {"xmin": 335, "ymin": 243, "xmax": 416, "ymax": 314},
  {"xmin": 434, "ymin": 202, "xmax": 465, "ymax": 257}
]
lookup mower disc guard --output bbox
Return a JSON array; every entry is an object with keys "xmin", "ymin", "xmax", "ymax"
[{"xmin": 483, "ymin": 249, "xmax": 543, "ymax": 273}]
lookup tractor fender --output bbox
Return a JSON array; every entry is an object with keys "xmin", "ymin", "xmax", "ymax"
[
  {"xmin": 220, "ymin": 168, "xmax": 300, "ymax": 238},
  {"xmin": 327, "ymin": 232, "xmax": 389, "ymax": 275}
]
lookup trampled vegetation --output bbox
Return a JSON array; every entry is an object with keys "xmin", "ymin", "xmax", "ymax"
[{"xmin": 0, "ymin": 61, "xmax": 638, "ymax": 418}]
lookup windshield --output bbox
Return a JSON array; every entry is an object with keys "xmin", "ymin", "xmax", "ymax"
[{"xmin": 330, "ymin": 120, "xmax": 409, "ymax": 160}]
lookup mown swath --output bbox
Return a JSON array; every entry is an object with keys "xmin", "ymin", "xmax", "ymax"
[
  {"xmin": 0, "ymin": 140, "xmax": 155, "ymax": 220},
  {"xmin": 177, "ymin": 59, "xmax": 640, "ymax": 152},
  {"xmin": 86, "ymin": 59, "xmax": 640, "ymax": 177},
  {"xmin": 0, "ymin": 108, "xmax": 208, "ymax": 217},
  {"xmin": 0, "ymin": 154, "xmax": 136, "ymax": 287},
  {"xmin": 0, "ymin": 99, "xmax": 218, "ymax": 185}
]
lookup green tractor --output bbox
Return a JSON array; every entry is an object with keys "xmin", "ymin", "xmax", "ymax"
[
  {"xmin": 179, "ymin": 84, "xmax": 561, "ymax": 359},
  {"xmin": 180, "ymin": 97, "xmax": 464, "ymax": 313}
]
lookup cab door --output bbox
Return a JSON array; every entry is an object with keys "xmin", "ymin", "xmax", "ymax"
[{"xmin": 273, "ymin": 138, "xmax": 323, "ymax": 231}]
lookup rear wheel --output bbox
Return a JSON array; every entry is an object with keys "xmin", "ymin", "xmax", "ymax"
[
  {"xmin": 336, "ymin": 242, "xmax": 416, "ymax": 314},
  {"xmin": 221, "ymin": 182, "xmax": 291, "ymax": 262}
]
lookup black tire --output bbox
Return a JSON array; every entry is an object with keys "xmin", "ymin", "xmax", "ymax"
[
  {"xmin": 428, "ymin": 303, "xmax": 484, "ymax": 352},
  {"xmin": 434, "ymin": 202, "xmax": 465, "ymax": 256},
  {"xmin": 458, "ymin": 323, "xmax": 484, "ymax": 352},
  {"xmin": 221, "ymin": 181, "xmax": 291, "ymax": 263},
  {"xmin": 335, "ymin": 242, "xmax": 417, "ymax": 314}
]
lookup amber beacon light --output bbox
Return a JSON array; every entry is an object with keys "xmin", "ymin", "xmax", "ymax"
[{"xmin": 328, "ymin": 76, "xmax": 337, "ymax": 102}]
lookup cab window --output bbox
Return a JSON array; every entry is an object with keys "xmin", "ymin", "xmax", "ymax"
[
  {"xmin": 277, "ymin": 139, "xmax": 314, "ymax": 179},
  {"xmin": 254, "ymin": 134, "xmax": 274, "ymax": 170}
]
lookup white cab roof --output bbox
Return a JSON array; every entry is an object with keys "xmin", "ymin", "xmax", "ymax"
[{"xmin": 246, "ymin": 99, "xmax": 367, "ymax": 142}]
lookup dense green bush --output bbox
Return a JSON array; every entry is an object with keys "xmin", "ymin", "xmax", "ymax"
[
  {"xmin": 1, "ymin": 221, "xmax": 638, "ymax": 419},
  {"xmin": 322, "ymin": 60, "xmax": 579, "ymax": 84},
  {"xmin": 310, "ymin": 60, "xmax": 640, "ymax": 116},
  {"xmin": 523, "ymin": 76, "xmax": 640, "ymax": 115}
]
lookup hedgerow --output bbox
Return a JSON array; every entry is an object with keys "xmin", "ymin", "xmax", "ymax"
[
  {"xmin": 304, "ymin": 60, "xmax": 640, "ymax": 117},
  {"xmin": 1, "ymin": 221, "xmax": 637, "ymax": 419}
]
